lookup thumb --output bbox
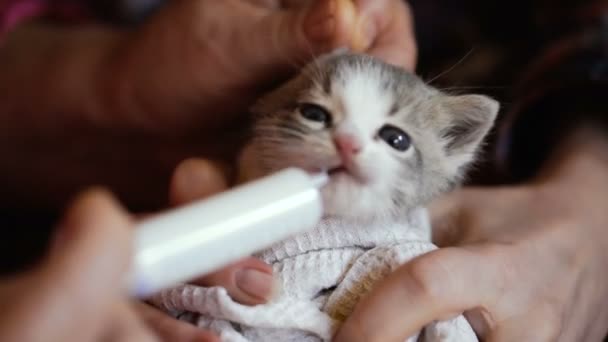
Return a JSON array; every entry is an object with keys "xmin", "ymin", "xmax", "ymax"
[
  {"xmin": 31, "ymin": 189, "xmax": 134, "ymax": 340},
  {"xmin": 334, "ymin": 246, "xmax": 503, "ymax": 342},
  {"xmin": 46, "ymin": 188, "xmax": 133, "ymax": 299},
  {"xmin": 169, "ymin": 158, "xmax": 229, "ymax": 207}
]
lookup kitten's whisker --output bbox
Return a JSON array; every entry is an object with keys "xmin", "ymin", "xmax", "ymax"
[
  {"xmin": 438, "ymin": 85, "xmax": 508, "ymax": 95},
  {"xmin": 256, "ymin": 127, "xmax": 310, "ymax": 139},
  {"xmin": 440, "ymin": 86, "xmax": 508, "ymax": 90},
  {"xmin": 425, "ymin": 47, "xmax": 476, "ymax": 85},
  {"xmin": 292, "ymin": 32, "xmax": 328, "ymax": 89}
]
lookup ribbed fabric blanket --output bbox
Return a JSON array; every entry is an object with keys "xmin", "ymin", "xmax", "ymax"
[{"xmin": 150, "ymin": 208, "xmax": 477, "ymax": 342}]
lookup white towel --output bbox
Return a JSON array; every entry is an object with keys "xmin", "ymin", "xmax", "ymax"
[{"xmin": 150, "ymin": 208, "xmax": 477, "ymax": 342}]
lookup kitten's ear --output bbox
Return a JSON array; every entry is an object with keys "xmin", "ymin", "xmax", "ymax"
[{"xmin": 439, "ymin": 94, "xmax": 499, "ymax": 162}]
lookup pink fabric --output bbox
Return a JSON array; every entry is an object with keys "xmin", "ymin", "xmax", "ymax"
[
  {"xmin": 1, "ymin": 1, "xmax": 46, "ymax": 36},
  {"xmin": 0, "ymin": 0, "xmax": 87, "ymax": 40}
]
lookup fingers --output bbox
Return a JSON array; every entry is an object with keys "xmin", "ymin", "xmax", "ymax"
[
  {"xmin": 354, "ymin": 0, "xmax": 417, "ymax": 70},
  {"xmin": 169, "ymin": 158, "xmax": 274, "ymax": 305},
  {"xmin": 429, "ymin": 186, "xmax": 537, "ymax": 247},
  {"xmin": 334, "ymin": 247, "xmax": 503, "ymax": 342},
  {"xmin": 19, "ymin": 189, "xmax": 135, "ymax": 341},
  {"xmin": 134, "ymin": 301, "xmax": 219, "ymax": 342},
  {"xmin": 169, "ymin": 158, "xmax": 229, "ymax": 206},
  {"xmin": 276, "ymin": 0, "xmax": 416, "ymax": 67},
  {"xmin": 192, "ymin": 257, "xmax": 275, "ymax": 305},
  {"xmin": 44, "ymin": 189, "xmax": 133, "ymax": 299},
  {"xmin": 248, "ymin": 0, "xmax": 343, "ymax": 70},
  {"xmin": 104, "ymin": 301, "xmax": 159, "ymax": 342},
  {"xmin": 245, "ymin": 0, "xmax": 376, "ymax": 76}
]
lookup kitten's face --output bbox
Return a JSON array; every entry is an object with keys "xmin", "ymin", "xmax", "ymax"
[{"xmin": 241, "ymin": 53, "xmax": 498, "ymax": 220}]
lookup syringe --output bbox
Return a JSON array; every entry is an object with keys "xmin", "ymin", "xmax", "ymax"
[{"xmin": 130, "ymin": 168, "xmax": 327, "ymax": 298}]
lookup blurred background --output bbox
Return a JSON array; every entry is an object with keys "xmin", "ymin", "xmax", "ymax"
[{"xmin": 0, "ymin": 0, "xmax": 601, "ymax": 276}]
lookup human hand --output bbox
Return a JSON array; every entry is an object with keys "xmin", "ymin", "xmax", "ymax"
[
  {"xmin": 105, "ymin": 0, "xmax": 417, "ymax": 133},
  {"xmin": 0, "ymin": 159, "xmax": 273, "ymax": 342},
  {"xmin": 134, "ymin": 158, "xmax": 274, "ymax": 341},
  {"xmin": 0, "ymin": 189, "xmax": 158, "ymax": 342},
  {"xmin": 0, "ymin": 0, "xmax": 416, "ymax": 211},
  {"xmin": 335, "ymin": 126, "xmax": 608, "ymax": 342}
]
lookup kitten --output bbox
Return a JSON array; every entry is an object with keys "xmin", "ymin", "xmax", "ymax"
[
  {"xmin": 239, "ymin": 52, "xmax": 498, "ymax": 222},
  {"xmin": 155, "ymin": 52, "xmax": 499, "ymax": 341}
]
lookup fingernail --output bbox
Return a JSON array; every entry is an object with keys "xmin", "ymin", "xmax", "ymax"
[
  {"xmin": 236, "ymin": 269, "xmax": 274, "ymax": 302},
  {"xmin": 171, "ymin": 159, "xmax": 227, "ymax": 204},
  {"xmin": 176, "ymin": 161, "xmax": 207, "ymax": 189},
  {"xmin": 304, "ymin": 0, "xmax": 336, "ymax": 42}
]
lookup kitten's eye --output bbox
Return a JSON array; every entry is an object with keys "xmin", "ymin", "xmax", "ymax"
[
  {"xmin": 378, "ymin": 125, "xmax": 411, "ymax": 151},
  {"xmin": 299, "ymin": 103, "xmax": 331, "ymax": 124}
]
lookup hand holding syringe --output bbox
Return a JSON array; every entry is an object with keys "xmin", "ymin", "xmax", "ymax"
[{"xmin": 130, "ymin": 168, "xmax": 327, "ymax": 298}]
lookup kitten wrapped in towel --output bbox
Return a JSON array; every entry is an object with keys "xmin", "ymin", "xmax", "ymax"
[{"xmin": 150, "ymin": 52, "xmax": 499, "ymax": 342}]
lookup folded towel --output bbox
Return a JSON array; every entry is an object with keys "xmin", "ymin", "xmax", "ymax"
[{"xmin": 150, "ymin": 208, "xmax": 477, "ymax": 342}]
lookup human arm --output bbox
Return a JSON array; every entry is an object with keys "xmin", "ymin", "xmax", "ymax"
[
  {"xmin": 0, "ymin": 0, "xmax": 417, "ymax": 212},
  {"xmin": 335, "ymin": 10, "xmax": 608, "ymax": 339},
  {"xmin": 335, "ymin": 122, "xmax": 608, "ymax": 342},
  {"xmin": 0, "ymin": 158, "xmax": 274, "ymax": 342},
  {"xmin": 0, "ymin": 189, "xmax": 160, "ymax": 342}
]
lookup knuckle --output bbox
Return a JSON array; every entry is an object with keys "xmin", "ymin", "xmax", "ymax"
[
  {"xmin": 536, "ymin": 318, "xmax": 563, "ymax": 341},
  {"xmin": 194, "ymin": 270, "xmax": 230, "ymax": 287},
  {"xmin": 529, "ymin": 303, "xmax": 564, "ymax": 341},
  {"xmin": 406, "ymin": 258, "xmax": 445, "ymax": 302}
]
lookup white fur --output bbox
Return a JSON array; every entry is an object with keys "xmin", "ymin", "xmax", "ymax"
[{"xmin": 242, "ymin": 53, "xmax": 499, "ymax": 222}]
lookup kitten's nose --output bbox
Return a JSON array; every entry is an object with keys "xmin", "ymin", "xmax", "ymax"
[{"xmin": 334, "ymin": 134, "xmax": 361, "ymax": 161}]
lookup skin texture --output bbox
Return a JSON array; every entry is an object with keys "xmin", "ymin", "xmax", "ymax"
[
  {"xmin": 0, "ymin": 0, "xmax": 416, "ymax": 212},
  {"xmin": 0, "ymin": 189, "xmax": 158, "ymax": 342},
  {"xmin": 334, "ymin": 124, "xmax": 608, "ymax": 342}
]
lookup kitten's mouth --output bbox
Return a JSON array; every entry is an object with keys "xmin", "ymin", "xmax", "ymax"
[
  {"xmin": 328, "ymin": 165, "xmax": 366, "ymax": 183},
  {"xmin": 328, "ymin": 166, "xmax": 347, "ymax": 176},
  {"xmin": 308, "ymin": 163, "xmax": 365, "ymax": 183}
]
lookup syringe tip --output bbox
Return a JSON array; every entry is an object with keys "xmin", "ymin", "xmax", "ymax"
[{"xmin": 310, "ymin": 171, "xmax": 329, "ymax": 188}]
